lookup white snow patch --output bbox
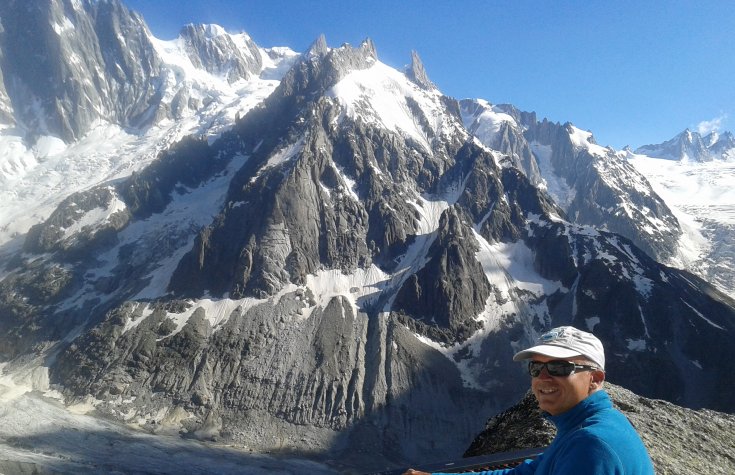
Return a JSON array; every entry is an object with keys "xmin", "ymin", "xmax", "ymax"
[
  {"xmin": 531, "ymin": 142, "xmax": 576, "ymax": 209},
  {"xmin": 333, "ymin": 164, "xmax": 360, "ymax": 201},
  {"xmin": 328, "ymin": 61, "xmax": 463, "ymax": 152},
  {"xmin": 52, "ymin": 17, "xmax": 75, "ymax": 35},
  {"xmin": 32, "ymin": 136, "xmax": 67, "ymax": 158},
  {"xmin": 461, "ymin": 99, "xmax": 517, "ymax": 144},
  {"xmin": 305, "ymin": 265, "xmax": 390, "ymax": 312},
  {"xmin": 409, "ymin": 196, "xmax": 450, "ymax": 235},
  {"xmin": 681, "ymin": 299, "xmax": 724, "ymax": 330},
  {"xmin": 568, "ymin": 126, "xmax": 609, "ymax": 158},
  {"xmin": 251, "ymin": 138, "xmax": 304, "ymax": 182},
  {"xmin": 62, "ymin": 190, "xmax": 127, "ymax": 239},
  {"xmin": 626, "ymin": 339, "xmax": 647, "ymax": 351},
  {"xmin": 475, "ymin": 233, "xmax": 564, "ymax": 296},
  {"xmin": 121, "ymin": 303, "xmax": 156, "ymax": 334},
  {"xmin": 633, "ymin": 274, "xmax": 654, "ymax": 299},
  {"xmin": 157, "ymin": 297, "xmax": 255, "ymax": 339}
]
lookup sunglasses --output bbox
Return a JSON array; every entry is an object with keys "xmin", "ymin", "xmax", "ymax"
[{"xmin": 528, "ymin": 360, "xmax": 599, "ymax": 378}]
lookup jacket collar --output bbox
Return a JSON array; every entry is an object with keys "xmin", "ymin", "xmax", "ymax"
[{"xmin": 546, "ymin": 390, "xmax": 611, "ymax": 434}]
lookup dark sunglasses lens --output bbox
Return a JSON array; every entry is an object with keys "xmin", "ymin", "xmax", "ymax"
[
  {"xmin": 528, "ymin": 361, "xmax": 543, "ymax": 377},
  {"xmin": 547, "ymin": 361, "xmax": 574, "ymax": 376},
  {"xmin": 528, "ymin": 361, "xmax": 575, "ymax": 377}
]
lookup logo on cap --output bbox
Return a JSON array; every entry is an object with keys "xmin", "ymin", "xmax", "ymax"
[{"xmin": 540, "ymin": 329, "xmax": 564, "ymax": 341}]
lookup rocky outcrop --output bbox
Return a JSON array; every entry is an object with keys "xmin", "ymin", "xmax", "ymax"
[
  {"xmin": 393, "ymin": 207, "xmax": 490, "ymax": 343},
  {"xmin": 180, "ymin": 24, "xmax": 262, "ymax": 83},
  {"xmin": 465, "ymin": 383, "xmax": 735, "ymax": 475},
  {"xmin": 460, "ymin": 101, "xmax": 542, "ymax": 186}
]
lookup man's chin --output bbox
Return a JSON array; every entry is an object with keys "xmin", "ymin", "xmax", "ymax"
[{"xmin": 534, "ymin": 394, "xmax": 559, "ymax": 413}]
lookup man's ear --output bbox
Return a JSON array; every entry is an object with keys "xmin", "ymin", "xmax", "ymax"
[{"xmin": 590, "ymin": 370, "xmax": 605, "ymax": 389}]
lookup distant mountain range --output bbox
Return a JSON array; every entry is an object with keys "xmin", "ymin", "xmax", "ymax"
[
  {"xmin": 0, "ymin": 1, "xmax": 733, "ymax": 473},
  {"xmin": 636, "ymin": 128, "xmax": 735, "ymax": 162}
]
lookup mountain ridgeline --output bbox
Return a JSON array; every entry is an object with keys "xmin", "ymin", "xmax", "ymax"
[
  {"xmin": 0, "ymin": 1, "xmax": 734, "ymax": 471},
  {"xmin": 0, "ymin": 0, "xmax": 263, "ymax": 142},
  {"xmin": 636, "ymin": 128, "xmax": 735, "ymax": 162}
]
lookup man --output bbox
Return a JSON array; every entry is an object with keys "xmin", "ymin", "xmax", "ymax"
[{"xmin": 403, "ymin": 326, "xmax": 654, "ymax": 474}]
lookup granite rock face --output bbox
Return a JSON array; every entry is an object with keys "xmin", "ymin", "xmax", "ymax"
[
  {"xmin": 405, "ymin": 50, "xmax": 435, "ymax": 90},
  {"xmin": 180, "ymin": 24, "xmax": 263, "ymax": 83},
  {"xmin": 465, "ymin": 383, "xmax": 735, "ymax": 475}
]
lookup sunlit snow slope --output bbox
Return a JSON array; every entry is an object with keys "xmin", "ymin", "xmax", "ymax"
[
  {"xmin": 626, "ymin": 152, "xmax": 735, "ymax": 298},
  {"xmin": 0, "ymin": 29, "xmax": 297, "ymax": 258}
]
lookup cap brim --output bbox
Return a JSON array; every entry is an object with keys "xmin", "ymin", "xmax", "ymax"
[{"xmin": 513, "ymin": 344, "xmax": 583, "ymax": 362}]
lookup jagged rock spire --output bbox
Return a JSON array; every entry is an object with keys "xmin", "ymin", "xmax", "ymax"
[
  {"xmin": 305, "ymin": 33, "xmax": 329, "ymax": 58},
  {"xmin": 360, "ymin": 37, "xmax": 377, "ymax": 60},
  {"xmin": 406, "ymin": 50, "xmax": 435, "ymax": 90}
]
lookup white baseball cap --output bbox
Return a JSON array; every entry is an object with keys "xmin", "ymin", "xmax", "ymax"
[{"xmin": 513, "ymin": 326, "xmax": 605, "ymax": 370}]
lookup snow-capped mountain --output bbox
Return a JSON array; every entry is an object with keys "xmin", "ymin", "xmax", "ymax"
[
  {"xmin": 0, "ymin": 0, "xmax": 298, "ymax": 254},
  {"xmin": 625, "ymin": 147, "xmax": 735, "ymax": 299},
  {"xmin": 461, "ymin": 101, "xmax": 735, "ymax": 300},
  {"xmin": 635, "ymin": 128, "xmax": 735, "ymax": 162},
  {"xmin": 1, "ymin": 1, "xmax": 734, "ymax": 473},
  {"xmin": 627, "ymin": 127, "xmax": 735, "ymax": 299},
  {"xmin": 460, "ymin": 100, "xmax": 683, "ymax": 264}
]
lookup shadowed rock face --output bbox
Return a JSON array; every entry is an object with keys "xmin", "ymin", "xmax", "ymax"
[{"xmin": 465, "ymin": 382, "xmax": 735, "ymax": 475}]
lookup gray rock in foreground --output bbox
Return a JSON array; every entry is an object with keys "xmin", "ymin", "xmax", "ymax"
[{"xmin": 464, "ymin": 382, "xmax": 735, "ymax": 475}]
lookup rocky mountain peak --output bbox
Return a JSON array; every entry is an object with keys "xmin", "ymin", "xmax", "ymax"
[
  {"xmin": 719, "ymin": 130, "xmax": 734, "ymax": 141},
  {"xmin": 305, "ymin": 33, "xmax": 329, "ymax": 58},
  {"xmin": 709, "ymin": 130, "xmax": 735, "ymax": 157},
  {"xmin": 359, "ymin": 37, "xmax": 378, "ymax": 60},
  {"xmin": 703, "ymin": 130, "xmax": 718, "ymax": 146},
  {"xmin": 635, "ymin": 128, "xmax": 721, "ymax": 161},
  {"xmin": 406, "ymin": 50, "xmax": 435, "ymax": 90},
  {"xmin": 269, "ymin": 34, "xmax": 380, "ymax": 112},
  {"xmin": 179, "ymin": 23, "xmax": 263, "ymax": 83}
]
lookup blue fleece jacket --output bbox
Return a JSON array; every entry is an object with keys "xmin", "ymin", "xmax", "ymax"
[{"xmin": 433, "ymin": 390, "xmax": 654, "ymax": 475}]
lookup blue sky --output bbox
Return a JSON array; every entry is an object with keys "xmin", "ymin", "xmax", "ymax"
[{"xmin": 125, "ymin": 0, "xmax": 734, "ymax": 149}]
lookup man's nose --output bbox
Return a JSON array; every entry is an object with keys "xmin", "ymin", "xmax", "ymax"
[{"xmin": 537, "ymin": 366, "xmax": 553, "ymax": 379}]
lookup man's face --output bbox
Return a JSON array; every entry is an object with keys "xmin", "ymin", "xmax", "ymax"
[{"xmin": 530, "ymin": 354, "xmax": 601, "ymax": 416}]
